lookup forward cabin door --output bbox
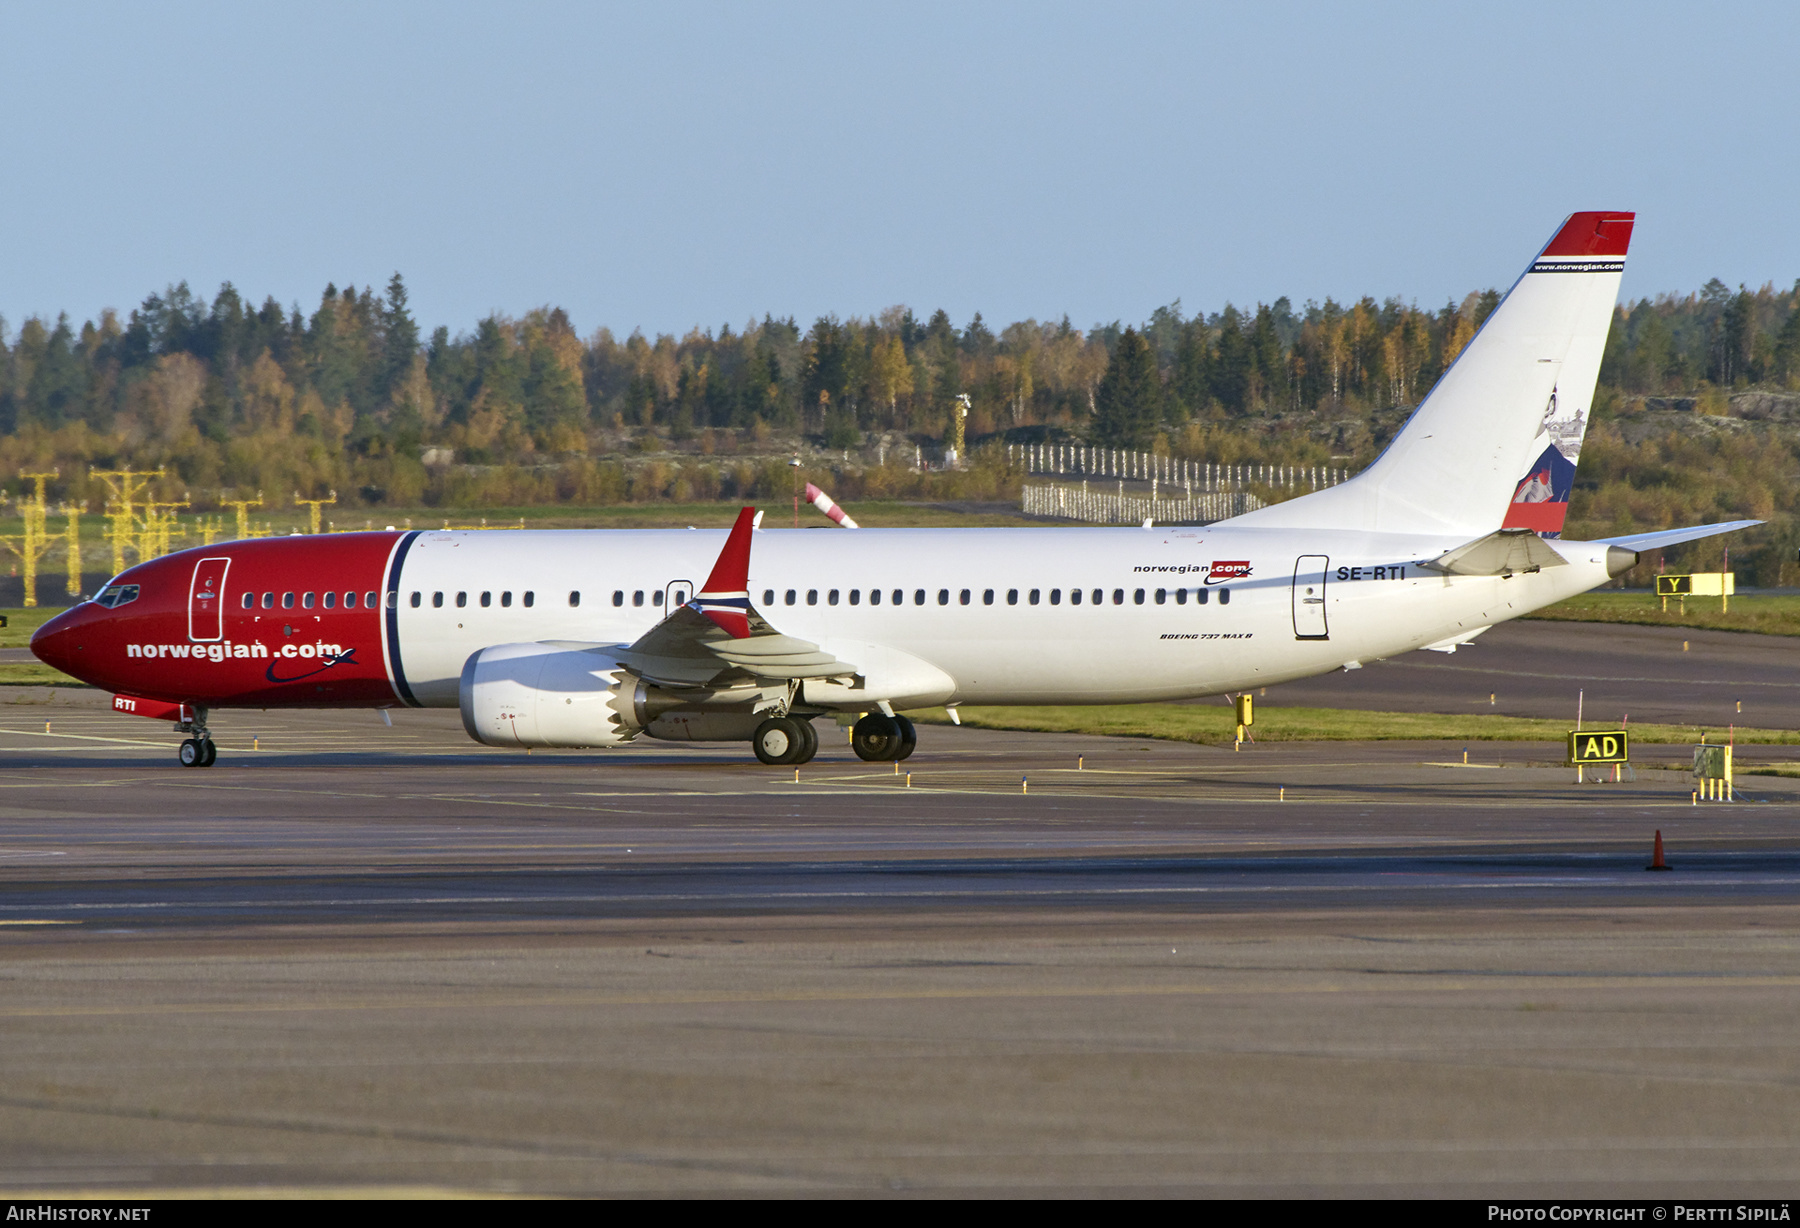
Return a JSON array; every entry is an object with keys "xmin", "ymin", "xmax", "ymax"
[
  {"xmin": 188, "ymin": 557, "xmax": 231, "ymax": 642},
  {"xmin": 1291, "ymin": 555, "xmax": 1330, "ymax": 640}
]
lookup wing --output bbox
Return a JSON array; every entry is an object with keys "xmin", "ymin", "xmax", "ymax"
[{"xmin": 615, "ymin": 507, "xmax": 856, "ymax": 689}]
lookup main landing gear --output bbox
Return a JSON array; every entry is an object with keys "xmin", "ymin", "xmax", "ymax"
[
  {"xmin": 851, "ymin": 713, "xmax": 916, "ymax": 763},
  {"xmin": 752, "ymin": 715, "xmax": 819, "ymax": 766}
]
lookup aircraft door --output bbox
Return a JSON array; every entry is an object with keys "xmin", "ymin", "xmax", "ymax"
[
  {"xmin": 1292, "ymin": 555, "xmax": 1329, "ymax": 640},
  {"xmin": 662, "ymin": 579, "xmax": 694, "ymax": 620},
  {"xmin": 189, "ymin": 557, "xmax": 232, "ymax": 642}
]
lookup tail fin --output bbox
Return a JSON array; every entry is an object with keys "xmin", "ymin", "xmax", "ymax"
[{"xmin": 1227, "ymin": 211, "xmax": 1634, "ymax": 537}]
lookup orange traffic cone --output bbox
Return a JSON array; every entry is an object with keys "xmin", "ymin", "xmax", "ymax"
[{"xmin": 1646, "ymin": 830, "xmax": 1672, "ymax": 872}]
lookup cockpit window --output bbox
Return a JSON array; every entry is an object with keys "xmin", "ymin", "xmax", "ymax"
[{"xmin": 94, "ymin": 584, "xmax": 139, "ymax": 609}]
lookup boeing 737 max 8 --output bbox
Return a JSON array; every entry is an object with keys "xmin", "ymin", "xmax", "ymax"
[{"xmin": 29, "ymin": 211, "xmax": 1757, "ymax": 766}]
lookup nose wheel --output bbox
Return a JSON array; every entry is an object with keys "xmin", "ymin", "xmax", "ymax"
[{"xmin": 178, "ymin": 736, "xmax": 217, "ymax": 767}]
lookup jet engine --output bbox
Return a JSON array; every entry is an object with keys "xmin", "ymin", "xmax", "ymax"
[
  {"xmin": 459, "ymin": 642, "xmax": 646, "ymax": 748},
  {"xmin": 459, "ymin": 642, "xmax": 790, "ymax": 749}
]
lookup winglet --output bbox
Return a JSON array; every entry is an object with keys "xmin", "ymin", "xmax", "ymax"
[{"xmin": 692, "ymin": 507, "xmax": 757, "ymax": 638}]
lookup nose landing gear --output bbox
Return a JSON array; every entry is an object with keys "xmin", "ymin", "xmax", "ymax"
[{"xmin": 175, "ymin": 708, "xmax": 217, "ymax": 767}]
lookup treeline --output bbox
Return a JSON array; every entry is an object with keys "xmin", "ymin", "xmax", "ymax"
[{"xmin": 1, "ymin": 275, "xmax": 1798, "ymax": 512}]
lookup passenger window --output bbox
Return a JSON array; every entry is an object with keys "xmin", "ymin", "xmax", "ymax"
[
  {"xmin": 1030, "ymin": 589, "xmax": 1041, "ymax": 605},
  {"xmin": 651, "ymin": 591, "xmax": 661, "ymax": 607},
  {"xmin": 284, "ymin": 592, "xmax": 297, "ymax": 609},
  {"xmin": 938, "ymin": 589, "xmax": 950, "ymax": 605},
  {"xmin": 1050, "ymin": 589, "xmax": 1062, "ymax": 605},
  {"xmin": 502, "ymin": 592, "xmax": 513, "ymax": 608},
  {"xmin": 763, "ymin": 590, "xmax": 774, "ymax": 605},
  {"xmin": 364, "ymin": 592, "xmax": 376, "ymax": 609},
  {"xmin": 1093, "ymin": 589, "xmax": 1103, "ymax": 605},
  {"xmin": 482, "ymin": 592, "xmax": 493, "ymax": 608},
  {"xmin": 631, "ymin": 591, "xmax": 642, "ymax": 607},
  {"xmin": 1133, "ymin": 589, "xmax": 1144, "ymax": 605},
  {"xmin": 405, "ymin": 592, "xmax": 417, "ymax": 609},
  {"xmin": 1071, "ymin": 589, "xmax": 1082, "ymax": 605},
  {"xmin": 241, "ymin": 593, "xmax": 253, "ymax": 610},
  {"xmin": 456, "ymin": 592, "xmax": 467, "ymax": 608},
  {"xmin": 263, "ymin": 592, "xmax": 274, "ymax": 609},
  {"xmin": 345, "ymin": 592, "xmax": 358, "ymax": 608},
  {"xmin": 432, "ymin": 592, "xmax": 444, "ymax": 608},
  {"xmin": 828, "ymin": 590, "xmax": 839, "ymax": 606},
  {"xmin": 386, "ymin": 591, "xmax": 397, "ymax": 609},
  {"xmin": 1007, "ymin": 589, "xmax": 1018, "ymax": 606},
  {"xmin": 785, "ymin": 589, "xmax": 797, "ymax": 605},
  {"xmin": 613, "ymin": 591, "xmax": 624, "ymax": 606},
  {"xmin": 807, "ymin": 590, "xmax": 818, "ymax": 606},
  {"xmin": 914, "ymin": 589, "xmax": 926, "ymax": 605},
  {"xmin": 982, "ymin": 589, "xmax": 993, "ymax": 605},
  {"xmin": 524, "ymin": 592, "xmax": 534, "ymax": 608},
  {"xmin": 894, "ymin": 589, "xmax": 905, "ymax": 605},
  {"xmin": 568, "ymin": 591, "xmax": 580, "ymax": 607},
  {"xmin": 1175, "ymin": 588, "xmax": 1187, "ymax": 605},
  {"xmin": 323, "ymin": 592, "xmax": 335, "ymax": 609},
  {"xmin": 849, "ymin": 590, "xmax": 860, "ymax": 605},
  {"xmin": 1219, "ymin": 587, "xmax": 1231, "ymax": 605},
  {"xmin": 959, "ymin": 589, "xmax": 971, "ymax": 605},
  {"xmin": 869, "ymin": 589, "xmax": 880, "ymax": 606},
  {"xmin": 1154, "ymin": 589, "xmax": 1166, "ymax": 605},
  {"xmin": 1197, "ymin": 587, "xmax": 1209, "ymax": 605},
  {"xmin": 303, "ymin": 592, "xmax": 315, "ymax": 609}
]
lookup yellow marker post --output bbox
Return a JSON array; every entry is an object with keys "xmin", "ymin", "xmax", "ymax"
[{"xmin": 1234, "ymin": 693, "xmax": 1253, "ymax": 748}]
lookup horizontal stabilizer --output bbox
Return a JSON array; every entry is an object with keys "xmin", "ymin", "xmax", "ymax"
[
  {"xmin": 1599, "ymin": 520, "xmax": 1762, "ymax": 553},
  {"xmin": 1424, "ymin": 529, "xmax": 1569, "ymax": 576}
]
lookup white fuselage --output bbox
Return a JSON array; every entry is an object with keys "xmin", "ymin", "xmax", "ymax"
[{"xmin": 389, "ymin": 524, "xmax": 1616, "ymax": 708}]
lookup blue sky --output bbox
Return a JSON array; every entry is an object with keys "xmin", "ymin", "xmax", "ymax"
[{"xmin": 2, "ymin": 1, "xmax": 1796, "ymax": 338}]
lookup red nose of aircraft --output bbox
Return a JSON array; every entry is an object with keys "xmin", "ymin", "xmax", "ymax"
[{"xmin": 30, "ymin": 602, "xmax": 100, "ymax": 680}]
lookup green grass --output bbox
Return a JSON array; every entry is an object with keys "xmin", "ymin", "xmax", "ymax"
[
  {"xmin": 1524, "ymin": 591, "xmax": 1800, "ymax": 636},
  {"xmin": 0, "ymin": 607, "xmax": 66, "ymax": 650},
  {"xmin": 907, "ymin": 703, "xmax": 1796, "ymax": 747}
]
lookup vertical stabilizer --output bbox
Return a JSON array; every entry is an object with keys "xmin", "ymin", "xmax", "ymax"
[{"xmin": 1225, "ymin": 212, "xmax": 1633, "ymax": 537}]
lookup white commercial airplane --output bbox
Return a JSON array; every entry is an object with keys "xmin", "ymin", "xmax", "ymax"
[{"xmin": 31, "ymin": 211, "xmax": 1756, "ymax": 767}]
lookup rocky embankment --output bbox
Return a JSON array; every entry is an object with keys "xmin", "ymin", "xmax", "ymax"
[{"xmin": 1615, "ymin": 390, "xmax": 1800, "ymax": 445}]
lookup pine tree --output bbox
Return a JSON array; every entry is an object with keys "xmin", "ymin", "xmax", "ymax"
[
  {"xmin": 383, "ymin": 273, "xmax": 420, "ymax": 400},
  {"xmin": 1092, "ymin": 326, "xmax": 1160, "ymax": 448}
]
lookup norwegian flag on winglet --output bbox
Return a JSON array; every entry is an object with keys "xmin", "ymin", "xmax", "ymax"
[{"xmin": 691, "ymin": 506, "xmax": 758, "ymax": 639}]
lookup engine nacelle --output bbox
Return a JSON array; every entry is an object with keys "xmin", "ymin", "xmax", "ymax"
[
  {"xmin": 459, "ymin": 642, "xmax": 793, "ymax": 749},
  {"xmin": 459, "ymin": 642, "xmax": 645, "ymax": 749}
]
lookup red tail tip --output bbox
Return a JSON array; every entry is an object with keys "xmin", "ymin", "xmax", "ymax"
[{"xmin": 1543, "ymin": 211, "xmax": 1635, "ymax": 258}]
